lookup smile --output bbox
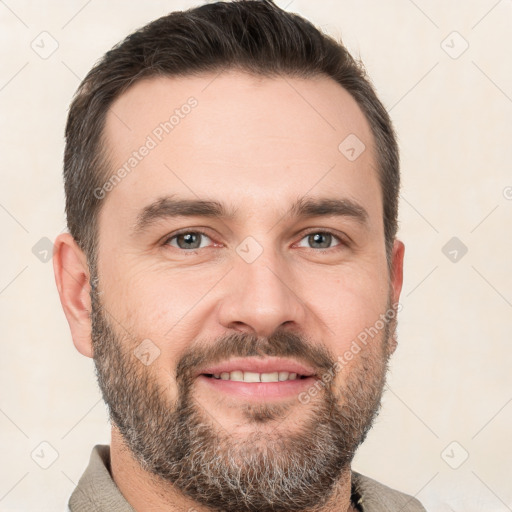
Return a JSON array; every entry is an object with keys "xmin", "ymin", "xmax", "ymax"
[{"xmin": 203, "ymin": 371, "xmax": 309, "ymax": 382}]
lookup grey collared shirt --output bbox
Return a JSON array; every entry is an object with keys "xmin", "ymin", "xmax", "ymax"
[{"xmin": 68, "ymin": 445, "xmax": 426, "ymax": 512}]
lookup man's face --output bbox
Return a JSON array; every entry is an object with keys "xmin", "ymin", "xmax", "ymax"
[{"xmin": 90, "ymin": 71, "xmax": 403, "ymax": 511}]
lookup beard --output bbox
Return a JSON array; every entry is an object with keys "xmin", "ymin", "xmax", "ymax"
[{"xmin": 90, "ymin": 280, "xmax": 395, "ymax": 512}]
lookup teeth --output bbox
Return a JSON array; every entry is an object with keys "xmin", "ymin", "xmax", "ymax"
[
  {"xmin": 210, "ymin": 371, "xmax": 303, "ymax": 382},
  {"xmin": 244, "ymin": 371, "xmax": 261, "ymax": 382},
  {"xmin": 230, "ymin": 370, "xmax": 244, "ymax": 381}
]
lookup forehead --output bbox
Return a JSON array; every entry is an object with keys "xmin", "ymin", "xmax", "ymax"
[{"xmin": 100, "ymin": 71, "xmax": 381, "ymax": 230}]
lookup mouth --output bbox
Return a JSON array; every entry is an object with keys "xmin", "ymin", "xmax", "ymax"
[
  {"xmin": 196, "ymin": 357, "xmax": 318, "ymax": 400},
  {"xmin": 202, "ymin": 371, "xmax": 310, "ymax": 382}
]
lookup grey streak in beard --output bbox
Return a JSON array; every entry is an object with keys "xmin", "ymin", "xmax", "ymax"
[{"xmin": 90, "ymin": 279, "xmax": 392, "ymax": 512}]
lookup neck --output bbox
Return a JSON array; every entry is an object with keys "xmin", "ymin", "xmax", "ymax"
[{"xmin": 110, "ymin": 427, "xmax": 356, "ymax": 512}]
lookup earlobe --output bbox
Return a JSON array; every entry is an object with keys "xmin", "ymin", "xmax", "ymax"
[{"xmin": 53, "ymin": 233, "xmax": 94, "ymax": 358}]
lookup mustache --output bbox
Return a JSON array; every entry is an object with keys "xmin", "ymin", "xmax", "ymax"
[{"xmin": 175, "ymin": 330, "xmax": 336, "ymax": 385}]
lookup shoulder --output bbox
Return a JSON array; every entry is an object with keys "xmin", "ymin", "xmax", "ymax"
[
  {"xmin": 352, "ymin": 471, "xmax": 427, "ymax": 512},
  {"xmin": 68, "ymin": 444, "xmax": 135, "ymax": 512}
]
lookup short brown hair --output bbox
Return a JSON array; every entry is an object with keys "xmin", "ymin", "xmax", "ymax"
[{"xmin": 64, "ymin": 0, "xmax": 399, "ymax": 271}]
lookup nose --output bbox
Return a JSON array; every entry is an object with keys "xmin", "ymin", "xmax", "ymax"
[{"xmin": 216, "ymin": 248, "xmax": 306, "ymax": 338}]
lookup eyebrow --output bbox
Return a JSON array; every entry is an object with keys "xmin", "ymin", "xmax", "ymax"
[{"xmin": 132, "ymin": 194, "xmax": 369, "ymax": 235}]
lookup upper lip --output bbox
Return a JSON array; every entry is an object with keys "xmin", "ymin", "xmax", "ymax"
[{"xmin": 197, "ymin": 357, "xmax": 316, "ymax": 378}]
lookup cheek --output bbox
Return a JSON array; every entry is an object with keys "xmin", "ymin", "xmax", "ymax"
[
  {"xmin": 305, "ymin": 267, "xmax": 390, "ymax": 347},
  {"xmin": 102, "ymin": 255, "xmax": 204, "ymax": 322},
  {"xmin": 109, "ymin": 267, "xmax": 216, "ymax": 359}
]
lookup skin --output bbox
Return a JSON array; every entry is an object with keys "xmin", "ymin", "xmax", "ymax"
[{"xmin": 53, "ymin": 70, "xmax": 405, "ymax": 512}]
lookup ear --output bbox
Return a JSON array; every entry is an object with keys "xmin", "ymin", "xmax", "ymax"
[
  {"xmin": 387, "ymin": 239, "xmax": 405, "ymax": 356},
  {"xmin": 390, "ymin": 239, "xmax": 405, "ymax": 306},
  {"xmin": 53, "ymin": 233, "xmax": 93, "ymax": 358}
]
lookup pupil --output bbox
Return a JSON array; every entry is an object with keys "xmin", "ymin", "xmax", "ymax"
[
  {"xmin": 310, "ymin": 233, "xmax": 330, "ymax": 248},
  {"xmin": 179, "ymin": 233, "xmax": 200, "ymax": 249}
]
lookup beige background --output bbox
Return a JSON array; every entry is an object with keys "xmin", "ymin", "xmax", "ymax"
[{"xmin": 1, "ymin": 1, "xmax": 511, "ymax": 510}]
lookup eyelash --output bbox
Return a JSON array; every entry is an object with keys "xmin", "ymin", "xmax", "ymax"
[{"xmin": 162, "ymin": 228, "xmax": 348, "ymax": 254}]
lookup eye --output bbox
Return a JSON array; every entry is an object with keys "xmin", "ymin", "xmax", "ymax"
[
  {"xmin": 165, "ymin": 230, "xmax": 213, "ymax": 251},
  {"xmin": 296, "ymin": 231, "xmax": 343, "ymax": 250},
  {"xmin": 162, "ymin": 229, "xmax": 346, "ymax": 253}
]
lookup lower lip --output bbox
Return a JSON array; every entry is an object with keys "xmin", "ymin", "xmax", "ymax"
[{"xmin": 197, "ymin": 374, "xmax": 317, "ymax": 400}]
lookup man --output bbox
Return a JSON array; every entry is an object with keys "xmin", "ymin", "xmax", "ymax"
[{"xmin": 53, "ymin": 1, "xmax": 425, "ymax": 510}]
